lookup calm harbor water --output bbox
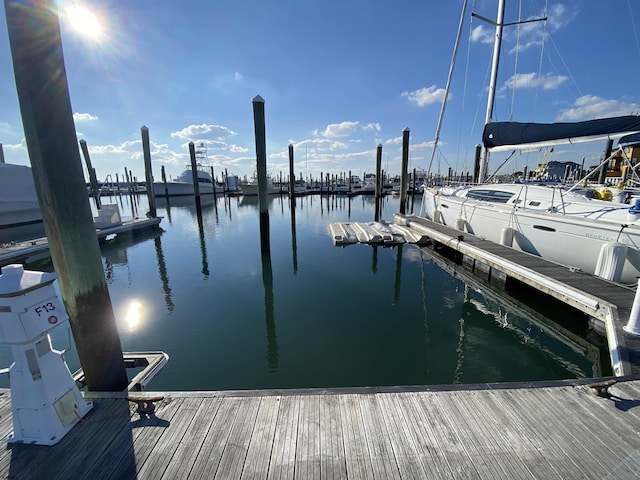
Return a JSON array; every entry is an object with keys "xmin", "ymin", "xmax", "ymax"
[{"xmin": 0, "ymin": 192, "xmax": 610, "ymax": 390}]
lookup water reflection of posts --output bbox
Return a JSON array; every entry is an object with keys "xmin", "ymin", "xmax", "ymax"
[
  {"xmin": 393, "ymin": 245, "xmax": 404, "ymax": 304},
  {"xmin": 261, "ymin": 252, "xmax": 279, "ymax": 371},
  {"xmin": 5, "ymin": 0, "xmax": 128, "ymax": 390},
  {"xmin": 196, "ymin": 207, "xmax": 209, "ymax": 277},
  {"xmin": 153, "ymin": 236, "xmax": 174, "ymax": 312},
  {"xmin": 188, "ymin": 142, "xmax": 202, "ymax": 211},
  {"xmin": 80, "ymin": 139, "xmax": 101, "ymax": 210},
  {"xmin": 141, "ymin": 126, "xmax": 157, "ymax": 218},
  {"xmin": 371, "ymin": 245, "xmax": 378, "ymax": 274},
  {"xmin": 375, "ymin": 144, "xmax": 382, "ymax": 221},
  {"xmin": 399, "ymin": 128, "xmax": 410, "ymax": 215}
]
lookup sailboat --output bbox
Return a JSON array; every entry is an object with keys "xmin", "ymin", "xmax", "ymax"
[{"xmin": 420, "ymin": 1, "xmax": 640, "ymax": 285}]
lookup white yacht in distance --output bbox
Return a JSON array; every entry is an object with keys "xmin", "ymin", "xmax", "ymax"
[{"xmin": 152, "ymin": 143, "xmax": 224, "ymax": 197}]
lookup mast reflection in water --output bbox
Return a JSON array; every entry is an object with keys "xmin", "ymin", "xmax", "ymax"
[{"xmin": 1, "ymin": 192, "xmax": 610, "ymax": 390}]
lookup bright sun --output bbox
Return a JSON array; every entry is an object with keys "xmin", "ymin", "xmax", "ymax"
[{"xmin": 66, "ymin": 4, "xmax": 103, "ymax": 40}]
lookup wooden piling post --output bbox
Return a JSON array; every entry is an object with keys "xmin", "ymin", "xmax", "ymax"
[
  {"xmin": 141, "ymin": 126, "xmax": 157, "ymax": 217},
  {"xmin": 160, "ymin": 165, "xmax": 169, "ymax": 198},
  {"xmin": 0, "ymin": 143, "xmax": 5, "ymax": 163},
  {"xmin": 188, "ymin": 142, "xmax": 201, "ymax": 210},
  {"xmin": 288, "ymin": 144, "xmax": 295, "ymax": 208},
  {"xmin": 375, "ymin": 144, "xmax": 382, "ymax": 221},
  {"xmin": 79, "ymin": 139, "xmax": 101, "ymax": 209},
  {"xmin": 5, "ymin": 0, "xmax": 127, "ymax": 391},
  {"xmin": 253, "ymin": 95, "xmax": 270, "ymax": 254},
  {"xmin": 399, "ymin": 128, "xmax": 410, "ymax": 214}
]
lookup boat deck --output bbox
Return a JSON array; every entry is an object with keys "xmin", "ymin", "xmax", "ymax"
[
  {"xmin": 393, "ymin": 214, "xmax": 640, "ymax": 376},
  {"xmin": 2, "ymin": 378, "xmax": 640, "ymax": 479}
]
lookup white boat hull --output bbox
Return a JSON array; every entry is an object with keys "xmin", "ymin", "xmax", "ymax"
[
  {"xmin": 152, "ymin": 181, "xmax": 219, "ymax": 197},
  {"xmin": 240, "ymin": 183, "xmax": 280, "ymax": 196},
  {"xmin": 423, "ymin": 188, "xmax": 640, "ymax": 284}
]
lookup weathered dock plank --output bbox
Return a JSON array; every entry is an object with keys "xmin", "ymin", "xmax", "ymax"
[
  {"xmin": 242, "ymin": 396, "xmax": 280, "ymax": 480},
  {"xmin": 159, "ymin": 397, "xmax": 223, "ymax": 480},
  {"xmin": 338, "ymin": 394, "xmax": 375, "ymax": 479},
  {"xmin": 0, "ymin": 379, "xmax": 639, "ymax": 479},
  {"xmin": 267, "ymin": 395, "xmax": 299, "ymax": 480},
  {"xmin": 319, "ymin": 394, "xmax": 347, "ymax": 480}
]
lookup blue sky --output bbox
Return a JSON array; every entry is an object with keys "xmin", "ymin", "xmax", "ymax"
[{"xmin": 1, "ymin": 0, "xmax": 640, "ymax": 183}]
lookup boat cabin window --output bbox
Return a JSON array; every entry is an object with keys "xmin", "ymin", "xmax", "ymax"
[
  {"xmin": 466, "ymin": 189, "xmax": 512, "ymax": 203},
  {"xmin": 528, "ymin": 201, "xmax": 541, "ymax": 206}
]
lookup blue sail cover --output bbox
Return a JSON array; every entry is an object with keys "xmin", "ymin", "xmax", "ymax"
[{"xmin": 483, "ymin": 115, "xmax": 640, "ymax": 151}]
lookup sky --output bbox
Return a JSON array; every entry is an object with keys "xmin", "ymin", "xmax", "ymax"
[{"xmin": 1, "ymin": 0, "xmax": 640, "ymax": 184}]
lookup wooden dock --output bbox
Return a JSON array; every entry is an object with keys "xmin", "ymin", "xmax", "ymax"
[
  {"xmin": 393, "ymin": 214, "xmax": 640, "ymax": 377},
  {"xmin": 0, "ymin": 217, "xmax": 162, "ymax": 267},
  {"xmin": 0, "ymin": 377, "xmax": 638, "ymax": 479}
]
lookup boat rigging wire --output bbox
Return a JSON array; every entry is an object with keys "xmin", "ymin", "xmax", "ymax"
[{"xmin": 427, "ymin": 0, "xmax": 469, "ymax": 177}]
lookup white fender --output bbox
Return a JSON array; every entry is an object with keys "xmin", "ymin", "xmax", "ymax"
[
  {"xmin": 594, "ymin": 241, "xmax": 628, "ymax": 282},
  {"xmin": 500, "ymin": 226, "xmax": 515, "ymax": 247}
]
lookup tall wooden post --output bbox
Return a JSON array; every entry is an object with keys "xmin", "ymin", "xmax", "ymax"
[
  {"xmin": 5, "ymin": 0, "xmax": 127, "ymax": 391},
  {"xmin": 288, "ymin": 144, "xmax": 295, "ymax": 208},
  {"xmin": 79, "ymin": 140, "xmax": 101, "ymax": 209},
  {"xmin": 375, "ymin": 144, "xmax": 382, "ymax": 221},
  {"xmin": 141, "ymin": 126, "xmax": 156, "ymax": 217},
  {"xmin": 473, "ymin": 144, "xmax": 482, "ymax": 183},
  {"xmin": 599, "ymin": 139, "xmax": 614, "ymax": 184},
  {"xmin": 160, "ymin": 165, "xmax": 169, "ymax": 198},
  {"xmin": 399, "ymin": 128, "xmax": 410, "ymax": 214},
  {"xmin": 0, "ymin": 143, "xmax": 5, "ymax": 163},
  {"xmin": 189, "ymin": 142, "xmax": 201, "ymax": 210},
  {"xmin": 253, "ymin": 95, "xmax": 270, "ymax": 254}
]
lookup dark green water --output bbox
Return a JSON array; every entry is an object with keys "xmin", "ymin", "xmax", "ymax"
[{"xmin": 0, "ymin": 193, "xmax": 610, "ymax": 390}]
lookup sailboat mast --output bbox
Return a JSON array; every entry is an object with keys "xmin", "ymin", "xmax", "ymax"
[
  {"xmin": 427, "ymin": 0, "xmax": 469, "ymax": 177},
  {"xmin": 478, "ymin": 0, "xmax": 506, "ymax": 182}
]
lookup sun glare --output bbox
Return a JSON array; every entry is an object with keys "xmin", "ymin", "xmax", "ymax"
[{"xmin": 65, "ymin": 4, "xmax": 103, "ymax": 40}]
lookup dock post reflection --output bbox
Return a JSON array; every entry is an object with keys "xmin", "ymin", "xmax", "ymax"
[
  {"xmin": 153, "ymin": 235, "xmax": 174, "ymax": 312},
  {"xmin": 196, "ymin": 206, "xmax": 209, "ymax": 277},
  {"xmin": 393, "ymin": 244, "xmax": 403, "ymax": 304},
  {"xmin": 261, "ymin": 251, "xmax": 279, "ymax": 372},
  {"xmin": 371, "ymin": 245, "xmax": 378, "ymax": 274}
]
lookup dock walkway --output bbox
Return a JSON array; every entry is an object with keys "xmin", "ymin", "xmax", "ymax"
[
  {"xmin": 390, "ymin": 214, "xmax": 640, "ymax": 377},
  {"xmin": 1, "ymin": 378, "xmax": 639, "ymax": 479},
  {"xmin": 0, "ymin": 217, "xmax": 161, "ymax": 267}
]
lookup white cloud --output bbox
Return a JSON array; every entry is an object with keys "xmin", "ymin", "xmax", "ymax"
[
  {"xmin": 362, "ymin": 122, "xmax": 381, "ymax": 133},
  {"xmin": 73, "ymin": 112, "xmax": 98, "ymax": 122},
  {"xmin": 235, "ymin": 72, "xmax": 243, "ymax": 81},
  {"xmin": 502, "ymin": 72, "xmax": 568, "ymax": 91},
  {"xmin": 470, "ymin": 24, "xmax": 494, "ymax": 44},
  {"xmin": 401, "ymin": 86, "xmax": 447, "ymax": 107},
  {"xmin": 230, "ymin": 144, "xmax": 249, "ymax": 153},
  {"xmin": 556, "ymin": 95, "xmax": 640, "ymax": 121},
  {"xmin": 321, "ymin": 121, "xmax": 360, "ymax": 138},
  {"xmin": 171, "ymin": 123, "xmax": 237, "ymax": 140}
]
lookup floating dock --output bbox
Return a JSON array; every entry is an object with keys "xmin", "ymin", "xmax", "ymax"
[
  {"xmin": 330, "ymin": 215, "xmax": 640, "ymax": 377},
  {"xmin": 1, "ymin": 377, "xmax": 639, "ymax": 479},
  {"xmin": 0, "ymin": 217, "xmax": 162, "ymax": 267}
]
